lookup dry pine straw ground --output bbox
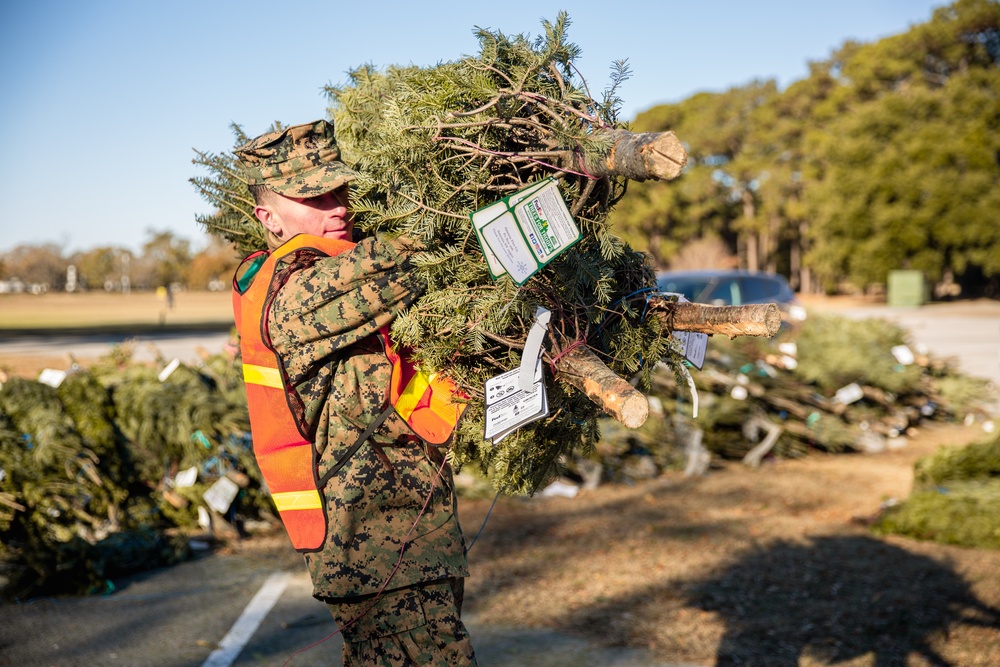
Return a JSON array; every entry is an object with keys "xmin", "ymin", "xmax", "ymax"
[{"xmin": 457, "ymin": 422, "xmax": 1000, "ymax": 666}]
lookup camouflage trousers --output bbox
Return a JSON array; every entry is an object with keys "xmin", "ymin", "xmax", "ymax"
[{"xmin": 327, "ymin": 578, "xmax": 477, "ymax": 666}]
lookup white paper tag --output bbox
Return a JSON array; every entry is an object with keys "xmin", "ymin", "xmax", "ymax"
[
  {"xmin": 778, "ymin": 342, "xmax": 798, "ymax": 357},
  {"xmin": 474, "ymin": 178, "xmax": 581, "ymax": 285},
  {"xmin": 484, "ymin": 360, "xmax": 548, "ymax": 440},
  {"xmin": 680, "ymin": 363, "xmax": 699, "ymax": 418},
  {"xmin": 512, "ymin": 182, "xmax": 579, "ymax": 261},
  {"xmin": 835, "ymin": 382, "xmax": 865, "ymax": 404},
  {"xmin": 481, "ymin": 214, "xmax": 538, "ymax": 284},
  {"xmin": 661, "ymin": 292, "xmax": 709, "ymax": 369},
  {"xmin": 37, "ymin": 368, "xmax": 67, "ymax": 388},
  {"xmin": 203, "ymin": 476, "xmax": 240, "ymax": 514},
  {"xmin": 671, "ymin": 330, "xmax": 708, "ymax": 370},
  {"xmin": 158, "ymin": 358, "xmax": 180, "ymax": 382},
  {"xmin": 174, "ymin": 466, "xmax": 199, "ymax": 488},
  {"xmin": 470, "ymin": 200, "xmax": 513, "ymax": 277},
  {"xmin": 891, "ymin": 345, "xmax": 915, "ymax": 365},
  {"xmin": 519, "ymin": 306, "xmax": 551, "ymax": 391}
]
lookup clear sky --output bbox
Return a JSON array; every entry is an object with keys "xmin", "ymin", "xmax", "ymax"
[{"xmin": 0, "ymin": 0, "xmax": 948, "ymax": 256}]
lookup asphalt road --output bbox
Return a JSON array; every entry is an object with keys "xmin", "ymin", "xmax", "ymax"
[
  {"xmin": 0, "ymin": 541, "xmax": 686, "ymax": 667},
  {"xmin": 831, "ymin": 299, "xmax": 1000, "ymax": 407}
]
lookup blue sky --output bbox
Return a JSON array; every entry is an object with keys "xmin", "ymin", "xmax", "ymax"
[{"xmin": 0, "ymin": 0, "xmax": 948, "ymax": 256}]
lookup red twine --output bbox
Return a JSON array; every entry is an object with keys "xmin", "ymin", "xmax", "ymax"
[{"xmin": 549, "ymin": 339, "xmax": 586, "ymax": 375}]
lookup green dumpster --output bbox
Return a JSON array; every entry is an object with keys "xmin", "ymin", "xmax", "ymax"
[{"xmin": 887, "ymin": 270, "xmax": 928, "ymax": 307}]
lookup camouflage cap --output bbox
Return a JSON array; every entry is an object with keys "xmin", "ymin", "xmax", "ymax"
[{"xmin": 235, "ymin": 119, "xmax": 357, "ymax": 198}]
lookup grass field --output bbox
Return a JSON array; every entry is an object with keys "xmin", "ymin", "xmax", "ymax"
[{"xmin": 0, "ymin": 290, "xmax": 233, "ymax": 330}]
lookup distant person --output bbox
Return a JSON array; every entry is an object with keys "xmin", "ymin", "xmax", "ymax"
[{"xmin": 232, "ymin": 119, "xmax": 476, "ymax": 666}]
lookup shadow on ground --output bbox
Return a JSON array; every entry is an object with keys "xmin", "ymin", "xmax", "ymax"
[{"xmin": 561, "ymin": 534, "xmax": 1000, "ymax": 666}]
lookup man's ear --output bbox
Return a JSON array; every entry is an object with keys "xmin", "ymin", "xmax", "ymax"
[{"xmin": 254, "ymin": 205, "xmax": 282, "ymax": 236}]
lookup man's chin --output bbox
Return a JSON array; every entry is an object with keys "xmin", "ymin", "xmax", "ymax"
[{"xmin": 324, "ymin": 229, "xmax": 353, "ymax": 241}]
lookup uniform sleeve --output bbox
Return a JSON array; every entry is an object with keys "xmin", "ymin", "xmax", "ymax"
[{"xmin": 267, "ymin": 235, "xmax": 424, "ymax": 361}]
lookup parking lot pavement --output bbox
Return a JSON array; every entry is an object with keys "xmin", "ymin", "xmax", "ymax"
[{"xmin": 821, "ymin": 299, "xmax": 1000, "ymax": 408}]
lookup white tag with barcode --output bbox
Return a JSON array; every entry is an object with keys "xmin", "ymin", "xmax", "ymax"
[{"xmin": 484, "ymin": 360, "xmax": 548, "ymax": 441}]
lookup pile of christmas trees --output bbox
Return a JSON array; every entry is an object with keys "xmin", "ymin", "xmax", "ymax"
[
  {"xmin": 1, "ymin": 306, "xmax": 991, "ymax": 598},
  {"xmin": 0, "ymin": 345, "xmax": 270, "ymax": 599},
  {"xmin": 586, "ymin": 311, "xmax": 995, "ymax": 483}
]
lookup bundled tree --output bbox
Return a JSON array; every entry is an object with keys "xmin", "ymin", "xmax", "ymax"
[
  {"xmin": 192, "ymin": 14, "xmax": 780, "ymax": 494},
  {"xmin": 875, "ymin": 430, "xmax": 1000, "ymax": 550},
  {"xmin": 0, "ymin": 376, "xmax": 167, "ymax": 597}
]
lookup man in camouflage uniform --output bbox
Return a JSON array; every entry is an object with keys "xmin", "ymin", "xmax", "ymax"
[{"xmin": 235, "ymin": 120, "xmax": 477, "ymax": 666}]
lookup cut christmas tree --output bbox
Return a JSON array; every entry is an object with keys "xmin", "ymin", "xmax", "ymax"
[{"xmin": 192, "ymin": 13, "xmax": 777, "ymax": 493}]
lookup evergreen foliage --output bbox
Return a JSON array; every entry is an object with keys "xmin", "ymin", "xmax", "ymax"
[
  {"xmin": 792, "ymin": 314, "xmax": 923, "ymax": 394},
  {"xmin": 191, "ymin": 124, "xmax": 268, "ymax": 257},
  {"xmin": 875, "ymin": 431, "xmax": 1000, "ymax": 550},
  {"xmin": 0, "ymin": 352, "xmax": 264, "ymax": 599},
  {"xmin": 875, "ymin": 482, "xmax": 1000, "ymax": 550},
  {"xmin": 914, "ymin": 432, "xmax": 1000, "ymax": 485},
  {"xmin": 192, "ymin": 13, "xmax": 683, "ymax": 494},
  {"xmin": 645, "ymin": 312, "xmax": 994, "ymax": 461}
]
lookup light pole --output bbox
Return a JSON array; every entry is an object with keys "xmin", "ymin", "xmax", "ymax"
[{"xmin": 121, "ymin": 252, "xmax": 131, "ymax": 295}]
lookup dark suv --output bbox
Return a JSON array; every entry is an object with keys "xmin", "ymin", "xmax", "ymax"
[{"xmin": 655, "ymin": 269, "xmax": 798, "ymax": 308}]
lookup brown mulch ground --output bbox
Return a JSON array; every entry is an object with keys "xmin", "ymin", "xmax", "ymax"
[{"xmin": 458, "ymin": 421, "xmax": 1000, "ymax": 666}]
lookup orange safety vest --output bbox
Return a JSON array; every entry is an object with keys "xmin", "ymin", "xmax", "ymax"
[{"xmin": 232, "ymin": 234, "xmax": 466, "ymax": 551}]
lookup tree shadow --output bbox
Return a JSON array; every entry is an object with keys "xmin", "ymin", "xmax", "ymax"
[{"xmin": 680, "ymin": 535, "xmax": 1000, "ymax": 666}]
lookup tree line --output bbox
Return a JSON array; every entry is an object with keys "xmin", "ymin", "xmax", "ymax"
[
  {"xmin": 611, "ymin": 0, "xmax": 1000, "ymax": 298},
  {"xmin": 6, "ymin": 0, "xmax": 998, "ymax": 298},
  {"xmin": 0, "ymin": 230, "xmax": 239, "ymax": 294}
]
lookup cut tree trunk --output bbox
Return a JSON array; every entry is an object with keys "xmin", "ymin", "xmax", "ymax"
[
  {"xmin": 555, "ymin": 300, "xmax": 782, "ymax": 428},
  {"xmin": 578, "ymin": 129, "xmax": 688, "ymax": 182},
  {"xmin": 651, "ymin": 299, "xmax": 781, "ymax": 338},
  {"xmin": 554, "ymin": 345, "xmax": 649, "ymax": 428}
]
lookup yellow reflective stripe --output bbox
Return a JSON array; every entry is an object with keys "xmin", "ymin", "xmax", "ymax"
[
  {"xmin": 271, "ymin": 489, "xmax": 322, "ymax": 512},
  {"xmin": 429, "ymin": 388, "xmax": 465, "ymax": 422},
  {"xmin": 394, "ymin": 371, "xmax": 432, "ymax": 420},
  {"xmin": 243, "ymin": 363, "xmax": 282, "ymax": 389}
]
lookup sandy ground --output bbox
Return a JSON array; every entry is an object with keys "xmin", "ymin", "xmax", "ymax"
[{"xmin": 458, "ymin": 420, "xmax": 1000, "ymax": 666}]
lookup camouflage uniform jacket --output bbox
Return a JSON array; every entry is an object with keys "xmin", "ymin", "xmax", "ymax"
[{"xmin": 265, "ymin": 234, "xmax": 469, "ymax": 601}]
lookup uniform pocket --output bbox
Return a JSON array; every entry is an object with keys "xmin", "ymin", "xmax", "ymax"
[{"xmin": 340, "ymin": 585, "xmax": 427, "ymax": 643}]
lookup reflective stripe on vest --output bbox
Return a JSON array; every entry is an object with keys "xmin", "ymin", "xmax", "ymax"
[
  {"xmin": 233, "ymin": 234, "xmax": 466, "ymax": 552},
  {"xmin": 242, "ymin": 363, "xmax": 282, "ymax": 388},
  {"xmin": 379, "ymin": 327, "xmax": 466, "ymax": 445}
]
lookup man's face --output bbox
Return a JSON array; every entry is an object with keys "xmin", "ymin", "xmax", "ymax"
[{"xmin": 258, "ymin": 185, "xmax": 354, "ymax": 242}]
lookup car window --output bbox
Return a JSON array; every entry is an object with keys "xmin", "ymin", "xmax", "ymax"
[
  {"xmin": 706, "ymin": 279, "xmax": 739, "ymax": 305},
  {"xmin": 657, "ymin": 277, "xmax": 712, "ymax": 301},
  {"xmin": 741, "ymin": 276, "xmax": 783, "ymax": 302}
]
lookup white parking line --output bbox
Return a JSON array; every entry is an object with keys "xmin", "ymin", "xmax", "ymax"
[{"xmin": 201, "ymin": 571, "xmax": 292, "ymax": 667}]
